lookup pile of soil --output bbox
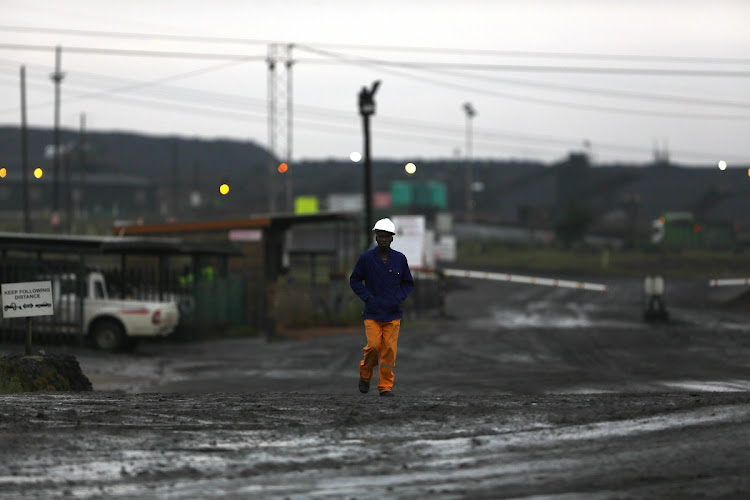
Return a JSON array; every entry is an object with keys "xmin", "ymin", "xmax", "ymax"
[{"xmin": 0, "ymin": 354, "xmax": 93, "ymax": 392}]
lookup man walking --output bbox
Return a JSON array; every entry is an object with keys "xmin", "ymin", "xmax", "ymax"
[{"xmin": 350, "ymin": 218, "xmax": 415, "ymax": 397}]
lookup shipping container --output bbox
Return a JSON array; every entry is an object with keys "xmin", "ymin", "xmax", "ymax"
[{"xmin": 651, "ymin": 212, "xmax": 737, "ymax": 250}]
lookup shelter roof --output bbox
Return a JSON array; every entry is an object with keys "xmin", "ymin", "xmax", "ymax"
[
  {"xmin": 112, "ymin": 211, "xmax": 359, "ymax": 236},
  {"xmin": 0, "ymin": 231, "xmax": 241, "ymax": 256}
]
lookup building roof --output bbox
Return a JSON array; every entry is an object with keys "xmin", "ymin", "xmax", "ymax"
[
  {"xmin": 0, "ymin": 231, "xmax": 242, "ymax": 256},
  {"xmin": 112, "ymin": 211, "xmax": 359, "ymax": 236}
]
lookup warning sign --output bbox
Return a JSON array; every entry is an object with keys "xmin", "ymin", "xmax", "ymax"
[{"xmin": 1, "ymin": 281, "xmax": 54, "ymax": 318}]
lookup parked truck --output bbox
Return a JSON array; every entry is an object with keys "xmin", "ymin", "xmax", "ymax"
[{"xmin": 42, "ymin": 271, "xmax": 180, "ymax": 351}]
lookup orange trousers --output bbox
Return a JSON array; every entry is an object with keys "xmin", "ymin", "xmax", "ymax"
[{"xmin": 359, "ymin": 318, "xmax": 401, "ymax": 393}]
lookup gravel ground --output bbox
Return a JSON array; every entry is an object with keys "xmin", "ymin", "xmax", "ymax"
[{"xmin": 2, "ymin": 275, "xmax": 750, "ymax": 499}]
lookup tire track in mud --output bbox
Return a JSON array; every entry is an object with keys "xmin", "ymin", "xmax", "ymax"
[
  {"xmin": 435, "ymin": 275, "xmax": 750, "ymax": 395},
  {"xmin": 2, "ymin": 392, "xmax": 750, "ymax": 499},
  {"xmin": 6, "ymin": 276, "xmax": 750, "ymax": 497}
]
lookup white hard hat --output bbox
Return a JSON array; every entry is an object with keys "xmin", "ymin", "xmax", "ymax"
[{"xmin": 372, "ymin": 218, "xmax": 396, "ymax": 234}]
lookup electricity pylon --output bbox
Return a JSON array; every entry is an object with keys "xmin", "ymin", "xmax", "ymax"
[{"xmin": 266, "ymin": 43, "xmax": 294, "ymax": 213}]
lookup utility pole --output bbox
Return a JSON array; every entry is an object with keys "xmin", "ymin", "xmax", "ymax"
[
  {"xmin": 358, "ymin": 80, "xmax": 381, "ymax": 247},
  {"xmin": 463, "ymin": 102, "xmax": 476, "ymax": 224},
  {"xmin": 50, "ymin": 45, "xmax": 65, "ymax": 228},
  {"xmin": 20, "ymin": 66, "xmax": 31, "ymax": 233},
  {"xmin": 171, "ymin": 140, "xmax": 179, "ymax": 219},
  {"xmin": 78, "ymin": 113, "xmax": 87, "ymax": 226},
  {"xmin": 64, "ymin": 144, "xmax": 71, "ymax": 233}
]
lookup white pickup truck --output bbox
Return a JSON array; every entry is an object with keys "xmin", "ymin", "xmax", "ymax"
[{"xmin": 46, "ymin": 271, "xmax": 180, "ymax": 351}]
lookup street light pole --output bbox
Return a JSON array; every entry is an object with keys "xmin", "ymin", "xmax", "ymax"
[
  {"xmin": 463, "ymin": 102, "xmax": 476, "ymax": 224},
  {"xmin": 358, "ymin": 80, "xmax": 381, "ymax": 247},
  {"xmin": 20, "ymin": 65, "xmax": 31, "ymax": 233},
  {"xmin": 50, "ymin": 45, "xmax": 65, "ymax": 227}
]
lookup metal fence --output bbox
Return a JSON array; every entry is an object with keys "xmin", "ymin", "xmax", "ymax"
[
  {"xmin": 1, "ymin": 258, "xmax": 87, "ymax": 347},
  {"xmin": 1, "ymin": 245, "xmax": 440, "ymax": 349},
  {"xmin": 0, "ymin": 253, "xmax": 251, "ymax": 349}
]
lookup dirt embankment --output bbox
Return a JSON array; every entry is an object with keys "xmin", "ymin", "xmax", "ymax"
[{"xmin": 0, "ymin": 354, "xmax": 92, "ymax": 393}]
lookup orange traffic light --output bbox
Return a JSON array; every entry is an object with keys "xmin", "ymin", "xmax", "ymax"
[
  {"xmin": 278, "ymin": 163, "xmax": 288, "ymax": 173},
  {"xmin": 34, "ymin": 168, "xmax": 43, "ymax": 178},
  {"xmin": 0, "ymin": 167, "xmax": 6, "ymax": 178}
]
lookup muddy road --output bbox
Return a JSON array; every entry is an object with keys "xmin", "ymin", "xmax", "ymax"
[{"xmin": 2, "ymin": 276, "xmax": 750, "ymax": 498}]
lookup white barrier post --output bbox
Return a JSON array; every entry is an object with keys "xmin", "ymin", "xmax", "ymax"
[
  {"xmin": 643, "ymin": 275, "xmax": 669, "ymax": 322},
  {"xmin": 709, "ymin": 278, "xmax": 750, "ymax": 287}
]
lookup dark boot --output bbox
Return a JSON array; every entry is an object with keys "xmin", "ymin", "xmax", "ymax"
[{"xmin": 359, "ymin": 377, "xmax": 370, "ymax": 394}]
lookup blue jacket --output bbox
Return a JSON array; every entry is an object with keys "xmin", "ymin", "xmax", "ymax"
[{"xmin": 350, "ymin": 246, "xmax": 415, "ymax": 322}]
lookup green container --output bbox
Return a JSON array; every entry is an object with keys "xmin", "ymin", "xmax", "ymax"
[
  {"xmin": 660, "ymin": 213, "xmax": 736, "ymax": 250},
  {"xmin": 427, "ymin": 181, "xmax": 447, "ymax": 209},
  {"xmin": 412, "ymin": 182, "xmax": 431, "ymax": 206},
  {"xmin": 391, "ymin": 181, "xmax": 413, "ymax": 207},
  {"xmin": 391, "ymin": 181, "xmax": 447, "ymax": 209},
  {"xmin": 413, "ymin": 181, "xmax": 447, "ymax": 209}
]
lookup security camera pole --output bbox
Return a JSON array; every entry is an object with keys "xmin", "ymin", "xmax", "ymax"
[{"xmin": 358, "ymin": 80, "xmax": 381, "ymax": 247}]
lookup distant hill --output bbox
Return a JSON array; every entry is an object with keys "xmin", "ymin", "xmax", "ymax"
[
  {"xmin": 0, "ymin": 125, "xmax": 272, "ymax": 183},
  {"xmin": 1, "ymin": 126, "xmax": 747, "ymax": 231}
]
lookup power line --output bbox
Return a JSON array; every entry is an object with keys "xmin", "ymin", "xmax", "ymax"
[
  {"xmin": 3, "ymin": 42, "xmax": 750, "ymax": 77},
  {"xmin": 0, "ymin": 43, "xmax": 265, "ymax": 61},
  {"xmin": 2, "ymin": 74, "xmax": 743, "ymax": 163},
  {"xmin": 0, "ymin": 73, "xmax": 608, "ymax": 155},
  {"xmin": 2, "ymin": 42, "xmax": 747, "ymax": 115},
  {"xmin": 2, "ymin": 24, "xmax": 749, "ymax": 66},
  {"xmin": 4, "ymin": 48, "xmax": 748, "ymax": 113},
  {"xmin": 295, "ymin": 52, "xmax": 750, "ymax": 77},
  {"xmin": 60, "ymin": 58, "xmax": 260, "ymax": 102},
  {"xmin": 295, "ymin": 45, "xmax": 750, "ymax": 121},
  {"xmin": 0, "ymin": 57, "xmax": 268, "ymax": 112},
  {"xmin": 0, "ymin": 41, "xmax": 744, "ymax": 163},
  {"xmin": 411, "ymin": 66, "xmax": 750, "ymax": 110},
  {"xmin": 1, "ymin": 59, "xmax": 747, "ymax": 162},
  {"xmin": 0, "ymin": 62, "xmax": 734, "ymax": 158},
  {"xmin": 4, "ymin": 29, "xmax": 749, "ymax": 114},
  {"xmin": 0, "ymin": 25, "xmax": 274, "ymax": 46},
  {"xmin": 310, "ymin": 50, "xmax": 750, "ymax": 110},
  {"xmin": 0, "ymin": 85, "xmax": 740, "ymax": 163},
  {"xmin": 301, "ymin": 46, "xmax": 750, "ymax": 67}
]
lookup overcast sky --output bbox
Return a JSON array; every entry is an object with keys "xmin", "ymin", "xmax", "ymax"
[{"xmin": 1, "ymin": 0, "xmax": 748, "ymax": 166}]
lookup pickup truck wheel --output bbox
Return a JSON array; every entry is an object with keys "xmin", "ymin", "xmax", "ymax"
[{"xmin": 91, "ymin": 320, "xmax": 126, "ymax": 352}]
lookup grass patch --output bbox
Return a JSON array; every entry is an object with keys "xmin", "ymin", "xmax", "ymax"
[
  {"xmin": 0, "ymin": 375, "xmax": 24, "ymax": 394},
  {"xmin": 456, "ymin": 241, "xmax": 750, "ymax": 279}
]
